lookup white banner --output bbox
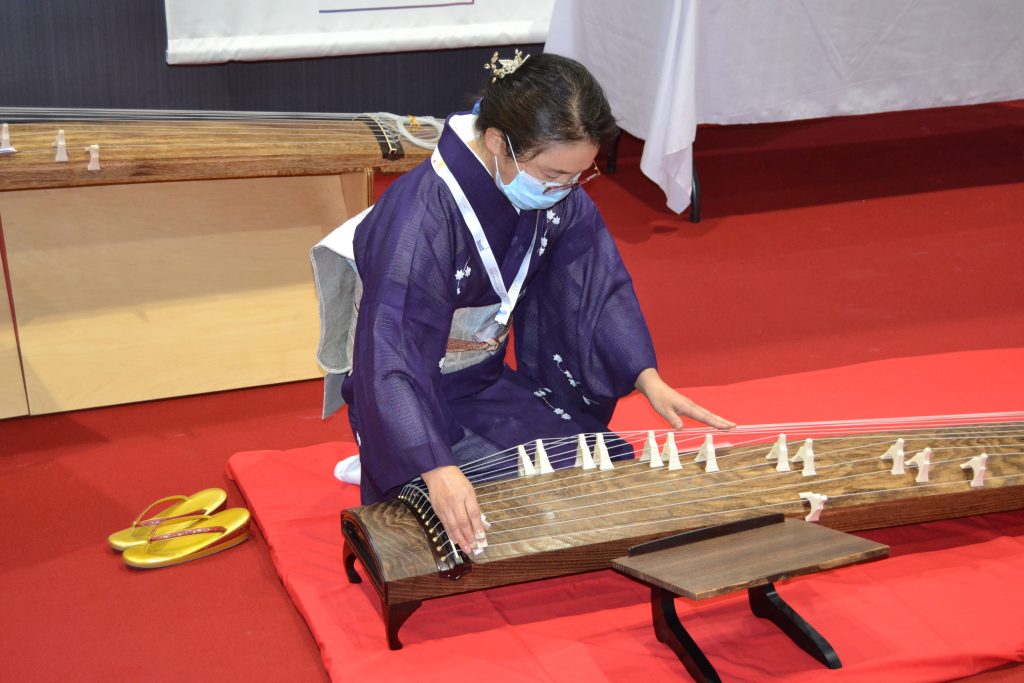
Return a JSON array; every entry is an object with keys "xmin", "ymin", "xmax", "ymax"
[{"xmin": 165, "ymin": 0, "xmax": 554, "ymax": 64}]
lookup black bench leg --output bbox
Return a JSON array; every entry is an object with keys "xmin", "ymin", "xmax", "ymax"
[
  {"xmin": 748, "ymin": 582, "xmax": 841, "ymax": 669},
  {"xmin": 651, "ymin": 586, "xmax": 721, "ymax": 683}
]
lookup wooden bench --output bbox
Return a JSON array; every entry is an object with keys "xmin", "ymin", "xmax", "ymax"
[{"xmin": 612, "ymin": 514, "xmax": 889, "ymax": 682}]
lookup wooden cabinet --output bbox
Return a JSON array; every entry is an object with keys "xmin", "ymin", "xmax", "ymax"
[
  {"xmin": 0, "ymin": 173, "xmax": 368, "ymax": 413},
  {"xmin": 0, "ymin": 116, "xmax": 429, "ymax": 416}
]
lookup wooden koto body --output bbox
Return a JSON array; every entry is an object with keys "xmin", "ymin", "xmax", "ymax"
[
  {"xmin": 0, "ymin": 114, "xmax": 432, "ymax": 191},
  {"xmin": 342, "ymin": 419, "xmax": 1024, "ymax": 619}
]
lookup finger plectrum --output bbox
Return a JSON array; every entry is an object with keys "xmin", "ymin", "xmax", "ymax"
[{"xmin": 475, "ymin": 530, "xmax": 486, "ymax": 540}]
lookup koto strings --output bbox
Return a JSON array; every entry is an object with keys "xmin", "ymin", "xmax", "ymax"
[{"xmin": 405, "ymin": 412, "xmax": 1024, "ymax": 565}]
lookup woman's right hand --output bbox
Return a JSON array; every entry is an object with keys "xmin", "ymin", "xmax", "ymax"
[{"xmin": 421, "ymin": 465, "xmax": 487, "ymax": 556}]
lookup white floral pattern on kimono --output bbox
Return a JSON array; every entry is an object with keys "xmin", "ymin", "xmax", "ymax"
[
  {"xmin": 532, "ymin": 386, "xmax": 572, "ymax": 420},
  {"xmin": 538, "ymin": 209, "xmax": 561, "ymax": 256},
  {"xmin": 454, "ymin": 260, "xmax": 472, "ymax": 294},
  {"xmin": 553, "ymin": 353, "xmax": 596, "ymax": 406}
]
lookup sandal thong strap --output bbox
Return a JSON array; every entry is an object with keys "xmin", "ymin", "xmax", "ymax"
[
  {"xmin": 135, "ymin": 508, "xmax": 210, "ymax": 528},
  {"xmin": 131, "ymin": 495, "xmax": 189, "ymax": 529},
  {"xmin": 149, "ymin": 524, "xmax": 228, "ymax": 543},
  {"xmin": 147, "ymin": 513, "xmax": 214, "ymax": 542}
]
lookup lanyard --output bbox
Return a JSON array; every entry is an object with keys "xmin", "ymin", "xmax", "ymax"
[{"xmin": 431, "ymin": 146, "xmax": 536, "ymax": 326}]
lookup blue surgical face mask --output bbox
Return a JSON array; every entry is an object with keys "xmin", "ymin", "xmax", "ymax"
[{"xmin": 494, "ymin": 136, "xmax": 575, "ymax": 210}]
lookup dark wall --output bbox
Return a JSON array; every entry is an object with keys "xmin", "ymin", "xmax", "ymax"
[{"xmin": 0, "ymin": 0, "xmax": 543, "ymax": 117}]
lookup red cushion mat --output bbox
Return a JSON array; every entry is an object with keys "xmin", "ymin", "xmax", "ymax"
[{"xmin": 228, "ymin": 349, "xmax": 1024, "ymax": 682}]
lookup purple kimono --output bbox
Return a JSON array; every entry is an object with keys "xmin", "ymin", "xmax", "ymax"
[{"xmin": 342, "ymin": 114, "xmax": 657, "ymax": 504}]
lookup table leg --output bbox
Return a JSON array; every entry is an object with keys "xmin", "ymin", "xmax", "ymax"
[
  {"xmin": 606, "ymin": 129, "xmax": 623, "ymax": 173},
  {"xmin": 651, "ymin": 586, "xmax": 721, "ymax": 683},
  {"xmin": 689, "ymin": 159, "xmax": 701, "ymax": 223},
  {"xmin": 748, "ymin": 582, "xmax": 841, "ymax": 669}
]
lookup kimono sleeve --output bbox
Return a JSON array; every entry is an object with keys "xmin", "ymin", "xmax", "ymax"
[
  {"xmin": 350, "ymin": 184, "xmax": 460, "ymax": 498},
  {"xmin": 514, "ymin": 194, "xmax": 657, "ymax": 425}
]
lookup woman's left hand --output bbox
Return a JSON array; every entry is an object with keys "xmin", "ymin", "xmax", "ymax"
[{"xmin": 635, "ymin": 368, "xmax": 735, "ymax": 431}]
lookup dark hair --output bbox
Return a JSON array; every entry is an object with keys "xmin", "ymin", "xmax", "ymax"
[{"xmin": 474, "ymin": 52, "xmax": 618, "ymax": 161}]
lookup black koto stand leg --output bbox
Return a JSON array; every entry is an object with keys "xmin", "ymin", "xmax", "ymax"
[
  {"xmin": 342, "ymin": 539, "xmax": 361, "ymax": 584},
  {"xmin": 651, "ymin": 586, "xmax": 721, "ymax": 683},
  {"xmin": 341, "ymin": 538, "xmax": 422, "ymax": 650},
  {"xmin": 384, "ymin": 601, "xmax": 422, "ymax": 650},
  {"xmin": 748, "ymin": 582, "xmax": 842, "ymax": 669}
]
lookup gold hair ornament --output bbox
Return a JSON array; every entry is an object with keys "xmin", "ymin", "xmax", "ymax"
[{"xmin": 484, "ymin": 49, "xmax": 530, "ymax": 83}]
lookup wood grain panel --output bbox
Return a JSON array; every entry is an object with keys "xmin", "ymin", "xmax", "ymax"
[
  {"xmin": 1, "ymin": 174, "xmax": 364, "ymax": 413},
  {"xmin": 611, "ymin": 519, "xmax": 889, "ymax": 600}
]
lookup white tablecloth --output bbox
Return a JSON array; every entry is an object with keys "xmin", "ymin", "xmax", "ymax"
[{"xmin": 545, "ymin": 0, "xmax": 1024, "ymax": 212}]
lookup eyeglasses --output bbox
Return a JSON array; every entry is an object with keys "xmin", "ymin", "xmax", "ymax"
[
  {"xmin": 505, "ymin": 135, "xmax": 602, "ymax": 195},
  {"xmin": 542, "ymin": 162, "xmax": 602, "ymax": 194}
]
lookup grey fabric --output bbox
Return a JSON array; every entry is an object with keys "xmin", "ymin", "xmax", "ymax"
[
  {"xmin": 322, "ymin": 372, "xmax": 347, "ymax": 420},
  {"xmin": 311, "ymin": 243, "xmax": 362, "ymax": 376}
]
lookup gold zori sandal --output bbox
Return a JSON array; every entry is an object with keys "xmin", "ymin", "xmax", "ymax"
[
  {"xmin": 122, "ymin": 508, "xmax": 251, "ymax": 569},
  {"xmin": 108, "ymin": 488, "xmax": 228, "ymax": 552}
]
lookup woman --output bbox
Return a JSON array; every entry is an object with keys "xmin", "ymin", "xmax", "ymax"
[{"xmin": 326, "ymin": 51, "xmax": 733, "ymax": 557}]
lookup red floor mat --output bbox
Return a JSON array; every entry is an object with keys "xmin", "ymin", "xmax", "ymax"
[{"xmin": 228, "ymin": 349, "xmax": 1024, "ymax": 682}]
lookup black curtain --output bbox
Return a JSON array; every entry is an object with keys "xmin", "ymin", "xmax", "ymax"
[{"xmin": 0, "ymin": 0, "xmax": 543, "ymax": 117}]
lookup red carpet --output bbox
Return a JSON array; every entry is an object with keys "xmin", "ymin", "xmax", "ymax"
[
  {"xmin": 228, "ymin": 350, "xmax": 1024, "ymax": 682},
  {"xmin": 1, "ymin": 100, "xmax": 1022, "ymax": 682}
]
